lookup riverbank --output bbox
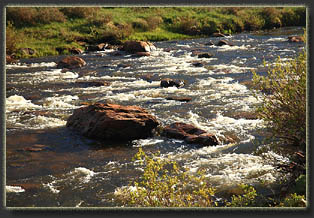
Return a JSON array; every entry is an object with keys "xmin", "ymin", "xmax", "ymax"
[
  {"xmin": 6, "ymin": 27, "xmax": 306, "ymax": 207},
  {"xmin": 6, "ymin": 7, "xmax": 305, "ymax": 58}
]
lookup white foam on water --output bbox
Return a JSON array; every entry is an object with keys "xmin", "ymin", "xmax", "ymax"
[
  {"xmin": 42, "ymin": 95, "xmax": 79, "ymax": 109},
  {"xmin": 132, "ymin": 139, "xmax": 164, "ymax": 147},
  {"xmin": 6, "ymin": 62, "xmax": 57, "ymax": 69},
  {"xmin": 162, "ymin": 149, "xmax": 281, "ymax": 190},
  {"xmin": 43, "ymin": 181, "xmax": 61, "ymax": 194},
  {"xmin": 6, "ymin": 95, "xmax": 42, "ymax": 112},
  {"xmin": 71, "ymin": 167, "xmax": 97, "ymax": 183},
  {"xmin": 77, "ymin": 75, "xmax": 136, "ymax": 81},
  {"xmin": 31, "ymin": 69, "xmax": 79, "ymax": 82},
  {"xmin": 27, "ymin": 116, "xmax": 67, "ymax": 129},
  {"xmin": 217, "ymin": 44, "xmax": 251, "ymax": 52},
  {"xmin": 265, "ymin": 37, "xmax": 286, "ymax": 42},
  {"xmin": 211, "ymin": 64, "xmax": 254, "ymax": 73},
  {"xmin": 6, "ymin": 185, "xmax": 25, "ymax": 193}
]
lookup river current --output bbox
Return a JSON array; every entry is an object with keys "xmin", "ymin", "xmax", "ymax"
[{"xmin": 5, "ymin": 27, "xmax": 305, "ymax": 207}]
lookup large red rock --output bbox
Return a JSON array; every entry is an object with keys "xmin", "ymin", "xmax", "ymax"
[
  {"xmin": 122, "ymin": 41, "xmax": 156, "ymax": 54},
  {"xmin": 66, "ymin": 103, "xmax": 159, "ymax": 141},
  {"xmin": 162, "ymin": 122, "xmax": 219, "ymax": 147},
  {"xmin": 57, "ymin": 56, "xmax": 86, "ymax": 69},
  {"xmin": 6, "ymin": 55, "xmax": 17, "ymax": 64},
  {"xmin": 288, "ymin": 36, "xmax": 304, "ymax": 43}
]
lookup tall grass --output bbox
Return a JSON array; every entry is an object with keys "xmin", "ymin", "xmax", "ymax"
[{"xmin": 5, "ymin": 7, "xmax": 306, "ymax": 58}]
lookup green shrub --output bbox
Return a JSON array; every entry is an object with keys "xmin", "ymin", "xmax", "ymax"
[
  {"xmin": 172, "ymin": 16, "xmax": 201, "ymax": 35},
  {"xmin": 145, "ymin": 15, "xmax": 163, "ymax": 31},
  {"xmin": 278, "ymin": 193, "xmax": 306, "ymax": 207},
  {"xmin": 132, "ymin": 18, "xmax": 149, "ymax": 31},
  {"xmin": 6, "ymin": 22, "xmax": 20, "ymax": 55},
  {"xmin": 6, "ymin": 7, "xmax": 38, "ymax": 27},
  {"xmin": 226, "ymin": 184, "xmax": 257, "ymax": 207},
  {"xmin": 200, "ymin": 19, "xmax": 221, "ymax": 36},
  {"xmin": 252, "ymin": 49, "xmax": 306, "ymax": 149},
  {"xmin": 114, "ymin": 148, "xmax": 216, "ymax": 207},
  {"xmin": 6, "ymin": 7, "xmax": 66, "ymax": 27},
  {"xmin": 87, "ymin": 12, "xmax": 113, "ymax": 27},
  {"xmin": 281, "ymin": 8, "xmax": 306, "ymax": 27},
  {"xmin": 60, "ymin": 7, "xmax": 100, "ymax": 19},
  {"xmin": 294, "ymin": 174, "xmax": 306, "ymax": 195},
  {"xmin": 259, "ymin": 7, "xmax": 282, "ymax": 28},
  {"xmin": 91, "ymin": 22, "xmax": 133, "ymax": 44},
  {"xmin": 35, "ymin": 7, "xmax": 67, "ymax": 24},
  {"xmin": 244, "ymin": 15, "xmax": 265, "ymax": 31}
]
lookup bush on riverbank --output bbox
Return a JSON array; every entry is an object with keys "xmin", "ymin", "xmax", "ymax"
[
  {"xmin": 113, "ymin": 148, "xmax": 306, "ymax": 207},
  {"xmin": 6, "ymin": 7, "xmax": 306, "ymax": 58},
  {"xmin": 252, "ymin": 49, "xmax": 306, "ymax": 149}
]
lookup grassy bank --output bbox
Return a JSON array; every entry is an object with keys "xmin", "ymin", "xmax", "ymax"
[{"xmin": 6, "ymin": 6, "xmax": 306, "ymax": 58}]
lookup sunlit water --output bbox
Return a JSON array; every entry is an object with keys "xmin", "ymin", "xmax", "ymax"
[{"xmin": 5, "ymin": 27, "xmax": 304, "ymax": 207}]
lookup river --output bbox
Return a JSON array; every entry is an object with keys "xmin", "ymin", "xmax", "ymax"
[{"xmin": 5, "ymin": 27, "xmax": 305, "ymax": 207}]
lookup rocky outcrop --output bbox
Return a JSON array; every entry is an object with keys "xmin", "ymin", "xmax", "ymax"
[
  {"xmin": 160, "ymin": 78, "xmax": 184, "ymax": 88},
  {"xmin": 66, "ymin": 103, "xmax": 159, "ymax": 141},
  {"xmin": 57, "ymin": 56, "xmax": 86, "ymax": 69},
  {"xmin": 288, "ymin": 36, "xmax": 304, "ymax": 43},
  {"xmin": 162, "ymin": 122, "xmax": 219, "ymax": 147},
  {"xmin": 6, "ymin": 55, "xmax": 18, "ymax": 64},
  {"xmin": 122, "ymin": 41, "xmax": 156, "ymax": 54},
  {"xmin": 74, "ymin": 81, "xmax": 110, "ymax": 88},
  {"xmin": 216, "ymin": 40, "xmax": 233, "ymax": 46},
  {"xmin": 86, "ymin": 43, "xmax": 108, "ymax": 52}
]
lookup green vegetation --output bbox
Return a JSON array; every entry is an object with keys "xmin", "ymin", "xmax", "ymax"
[
  {"xmin": 114, "ymin": 148, "xmax": 216, "ymax": 207},
  {"xmin": 252, "ymin": 49, "xmax": 306, "ymax": 150},
  {"xmin": 113, "ymin": 149, "xmax": 306, "ymax": 207},
  {"xmin": 6, "ymin": 6, "xmax": 306, "ymax": 58}
]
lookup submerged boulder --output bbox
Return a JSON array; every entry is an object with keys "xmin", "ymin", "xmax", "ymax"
[
  {"xmin": 162, "ymin": 122, "xmax": 219, "ymax": 147},
  {"xmin": 66, "ymin": 103, "xmax": 159, "ymax": 141},
  {"xmin": 216, "ymin": 40, "xmax": 233, "ymax": 46},
  {"xmin": 86, "ymin": 43, "xmax": 108, "ymax": 52},
  {"xmin": 160, "ymin": 78, "xmax": 184, "ymax": 88},
  {"xmin": 134, "ymin": 52, "xmax": 151, "ymax": 57},
  {"xmin": 74, "ymin": 80, "xmax": 110, "ymax": 88},
  {"xmin": 57, "ymin": 56, "xmax": 86, "ymax": 69},
  {"xmin": 122, "ymin": 41, "xmax": 156, "ymax": 54}
]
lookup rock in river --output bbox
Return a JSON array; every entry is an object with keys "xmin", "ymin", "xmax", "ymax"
[
  {"xmin": 160, "ymin": 78, "xmax": 184, "ymax": 88},
  {"xmin": 288, "ymin": 36, "xmax": 304, "ymax": 43},
  {"xmin": 66, "ymin": 103, "xmax": 159, "ymax": 141},
  {"xmin": 162, "ymin": 122, "xmax": 219, "ymax": 147},
  {"xmin": 57, "ymin": 56, "xmax": 86, "ymax": 69},
  {"xmin": 216, "ymin": 40, "xmax": 234, "ymax": 46},
  {"xmin": 122, "ymin": 41, "xmax": 156, "ymax": 54}
]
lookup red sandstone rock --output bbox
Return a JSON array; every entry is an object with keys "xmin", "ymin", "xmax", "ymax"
[
  {"xmin": 57, "ymin": 56, "xmax": 86, "ymax": 69},
  {"xmin": 66, "ymin": 103, "xmax": 159, "ymax": 141},
  {"xmin": 122, "ymin": 41, "xmax": 156, "ymax": 54},
  {"xmin": 162, "ymin": 122, "xmax": 219, "ymax": 147}
]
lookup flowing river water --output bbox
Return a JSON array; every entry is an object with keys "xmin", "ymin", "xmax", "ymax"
[{"xmin": 5, "ymin": 27, "xmax": 305, "ymax": 207}]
